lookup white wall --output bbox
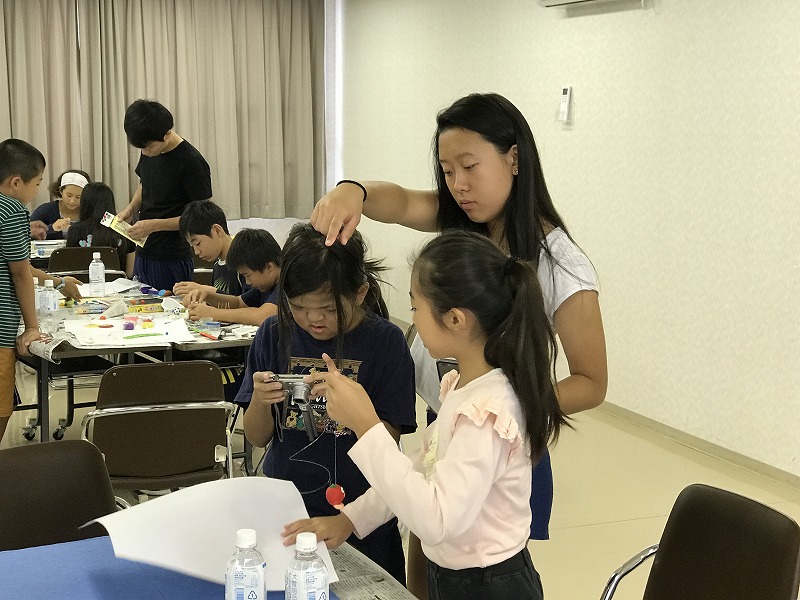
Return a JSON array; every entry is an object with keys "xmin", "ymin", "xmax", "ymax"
[{"xmin": 340, "ymin": 0, "xmax": 800, "ymax": 475}]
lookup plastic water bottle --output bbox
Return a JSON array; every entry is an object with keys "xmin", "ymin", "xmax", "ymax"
[
  {"xmin": 89, "ymin": 251, "xmax": 105, "ymax": 297},
  {"xmin": 40, "ymin": 280, "xmax": 59, "ymax": 333},
  {"xmin": 285, "ymin": 532, "xmax": 329, "ymax": 600},
  {"xmin": 225, "ymin": 528, "xmax": 266, "ymax": 600},
  {"xmin": 33, "ymin": 277, "xmax": 41, "ymax": 313}
]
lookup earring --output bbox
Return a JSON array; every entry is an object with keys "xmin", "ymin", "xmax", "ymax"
[{"xmin": 513, "ymin": 168, "xmax": 518, "ymax": 176}]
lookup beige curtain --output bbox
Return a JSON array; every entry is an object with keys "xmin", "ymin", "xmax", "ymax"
[
  {"xmin": 1, "ymin": 0, "xmax": 325, "ymax": 219},
  {"xmin": 0, "ymin": 0, "xmax": 83, "ymax": 204}
]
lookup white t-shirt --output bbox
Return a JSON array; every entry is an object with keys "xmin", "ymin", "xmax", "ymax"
[{"xmin": 411, "ymin": 227, "xmax": 597, "ymax": 412}]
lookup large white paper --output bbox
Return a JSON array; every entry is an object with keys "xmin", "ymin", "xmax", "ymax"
[
  {"xmin": 63, "ymin": 316, "xmax": 195, "ymax": 347},
  {"xmin": 94, "ymin": 477, "xmax": 338, "ymax": 590}
]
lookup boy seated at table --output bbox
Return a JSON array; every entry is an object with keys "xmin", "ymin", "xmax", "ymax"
[{"xmin": 174, "ymin": 208, "xmax": 281, "ymax": 326}]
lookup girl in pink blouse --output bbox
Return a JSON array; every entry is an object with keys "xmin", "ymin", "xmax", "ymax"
[{"xmin": 283, "ymin": 230, "xmax": 568, "ymax": 600}]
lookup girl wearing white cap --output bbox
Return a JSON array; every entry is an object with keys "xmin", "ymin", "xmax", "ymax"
[{"xmin": 30, "ymin": 169, "xmax": 91, "ymax": 239}]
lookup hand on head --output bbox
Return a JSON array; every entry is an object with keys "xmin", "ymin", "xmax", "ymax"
[{"xmin": 310, "ymin": 183, "xmax": 364, "ymax": 246}]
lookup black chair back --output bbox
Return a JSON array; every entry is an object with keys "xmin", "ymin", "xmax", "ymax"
[
  {"xmin": 643, "ymin": 483, "xmax": 800, "ymax": 600},
  {"xmin": 84, "ymin": 361, "xmax": 233, "ymax": 490},
  {"xmin": 48, "ymin": 246, "xmax": 121, "ymax": 271},
  {"xmin": 0, "ymin": 440, "xmax": 116, "ymax": 551}
]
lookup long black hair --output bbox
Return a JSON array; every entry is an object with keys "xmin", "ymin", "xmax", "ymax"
[
  {"xmin": 433, "ymin": 93, "xmax": 571, "ymax": 265},
  {"xmin": 413, "ymin": 230, "xmax": 568, "ymax": 457},
  {"xmin": 277, "ymin": 223, "xmax": 388, "ymax": 370},
  {"xmin": 71, "ymin": 182, "xmax": 125, "ymax": 249}
]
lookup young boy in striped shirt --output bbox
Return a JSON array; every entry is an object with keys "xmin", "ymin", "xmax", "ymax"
[{"xmin": 0, "ymin": 139, "xmax": 46, "ymax": 443}]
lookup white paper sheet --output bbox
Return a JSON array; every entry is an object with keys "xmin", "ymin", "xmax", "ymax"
[
  {"xmin": 63, "ymin": 316, "xmax": 195, "ymax": 347},
  {"xmin": 94, "ymin": 477, "xmax": 338, "ymax": 590},
  {"xmin": 77, "ymin": 278, "xmax": 140, "ymax": 298}
]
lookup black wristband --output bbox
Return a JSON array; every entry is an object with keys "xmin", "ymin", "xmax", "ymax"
[{"xmin": 336, "ymin": 179, "xmax": 367, "ymax": 203}]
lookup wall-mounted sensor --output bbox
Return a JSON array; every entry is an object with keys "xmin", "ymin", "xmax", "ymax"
[{"xmin": 558, "ymin": 86, "xmax": 572, "ymax": 122}]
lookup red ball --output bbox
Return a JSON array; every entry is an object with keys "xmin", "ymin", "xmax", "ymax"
[{"xmin": 325, "ymin": 484, "xmax": 345, "ymax": 506}]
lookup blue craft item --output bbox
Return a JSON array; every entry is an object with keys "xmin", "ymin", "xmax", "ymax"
[{"xmin": 122, "ymin": 321, "xmax": 135, "ymax": 330}]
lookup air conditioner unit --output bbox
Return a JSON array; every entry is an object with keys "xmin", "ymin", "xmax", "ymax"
[{"xmin": 538, "ymin": 0, "xmax": 625, "ymax": 7}]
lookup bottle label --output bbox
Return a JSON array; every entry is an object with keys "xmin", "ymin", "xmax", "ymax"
[
  {"xmin": 226, "ymin": 565, "xmax": 265, "ymax": 600},
  {"xmin": 285, "ymin": 568, "xmax": 329, "ymax": 600}
]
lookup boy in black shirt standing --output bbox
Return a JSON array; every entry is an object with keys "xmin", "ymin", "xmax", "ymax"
[{"xmin": 118, "ymin": 99, "xmax": 212, "ymax": 291}]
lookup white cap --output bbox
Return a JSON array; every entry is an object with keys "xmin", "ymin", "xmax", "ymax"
[
  {"xmin": 92, "ymin": 252, "xmax": 101, "ymax": 259},
  {"xmin": 44, "ymin": 280, "xmax": 54, "ymax": 288},
  {"xmin": 235, "ymin": 528, "xmax": 257, "ymax": 549},
  {"xmin": 296, "ymin": 532, "xmax": 318, "ymax": 552},
  {"xmin": 60, "ymin": 172, "xmax": 89, "ymax": 189}
]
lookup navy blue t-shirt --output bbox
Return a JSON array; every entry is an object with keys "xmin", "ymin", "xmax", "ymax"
[
  {"xmin": 240, "ymin": 284, "xmax": 278, "ymax": 308},
  {"xmin": 235, "ymin": 312, "xmax": 416, "ymax": 576}
]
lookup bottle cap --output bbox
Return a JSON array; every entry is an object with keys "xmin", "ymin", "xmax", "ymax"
[
  {"xmin": 296, "ymin": 532, "xmax": 318, "ymax": 552},
  {"xmin": 92, "ymin": 252, "xmax": 101, "ymax": 259},
  {"xmin": 235, "ymin": 528, "xmax": 257, "ymax": 548},
  {"xmin": 44, "ymin": 280, "xmax": 54, "ymax": 288}
]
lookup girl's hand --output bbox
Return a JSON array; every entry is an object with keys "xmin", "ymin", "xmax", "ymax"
[
  {"xmin": 309, "ymin": 353, "xmax": 380, "ymax": 437},
  {"xmin": 252, "ymin": 371, "xmax": 287, "ymax": 407},
  {"xmin": 310, "ymin": 183, "xmax": 364, "ymax": 247},
  {"xmin": 52, "ymin": 218, "xmax": 70, "ymax": 232},
  {"xmin": 281, "ymin": 513, "xmax": 355, "ymax": 548}
]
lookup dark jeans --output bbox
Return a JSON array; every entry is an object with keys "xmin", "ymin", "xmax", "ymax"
[{"xmin": 427, "ymin": 548, "xmax": 543, "ymax": 600}]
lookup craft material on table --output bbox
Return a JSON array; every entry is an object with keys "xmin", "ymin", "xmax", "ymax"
[{"xmin": 63, "ymin": 316, "xmax": 195, "ymax": 347}]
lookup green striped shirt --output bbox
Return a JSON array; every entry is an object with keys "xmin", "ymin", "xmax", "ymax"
[{"xmin": 0, "ymin": 192, "xmax": 31, "ymax": 347}]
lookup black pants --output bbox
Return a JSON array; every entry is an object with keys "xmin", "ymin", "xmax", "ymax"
[{"xmin": 427, "ymin": 548, "xmax": 543, "ymax": 600}]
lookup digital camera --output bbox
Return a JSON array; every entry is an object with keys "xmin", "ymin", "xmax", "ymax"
[{"xmin": 270, "ymin": 373, "xmax": 318, "ymax": 440}]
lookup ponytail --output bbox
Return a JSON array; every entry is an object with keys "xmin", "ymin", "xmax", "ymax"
[{"xmin": 484, "ymin": 257, "xmax": 566, "ymax": 456}]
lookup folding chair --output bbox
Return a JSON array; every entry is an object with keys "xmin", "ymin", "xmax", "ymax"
[
  {"xmin": 600, "ymin": 483, "xmax": 800, "ymax": 600},
  {"xmin": 81, "ymin": 361, "xmax": 235, "ymax": 495},
  {"xmin": 47, "ymin": 246, "xmax": 125, "ymax": 283},
  {"xmin": 0, "ymin": 440, "xmax": 117, "ymax": 551}
]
